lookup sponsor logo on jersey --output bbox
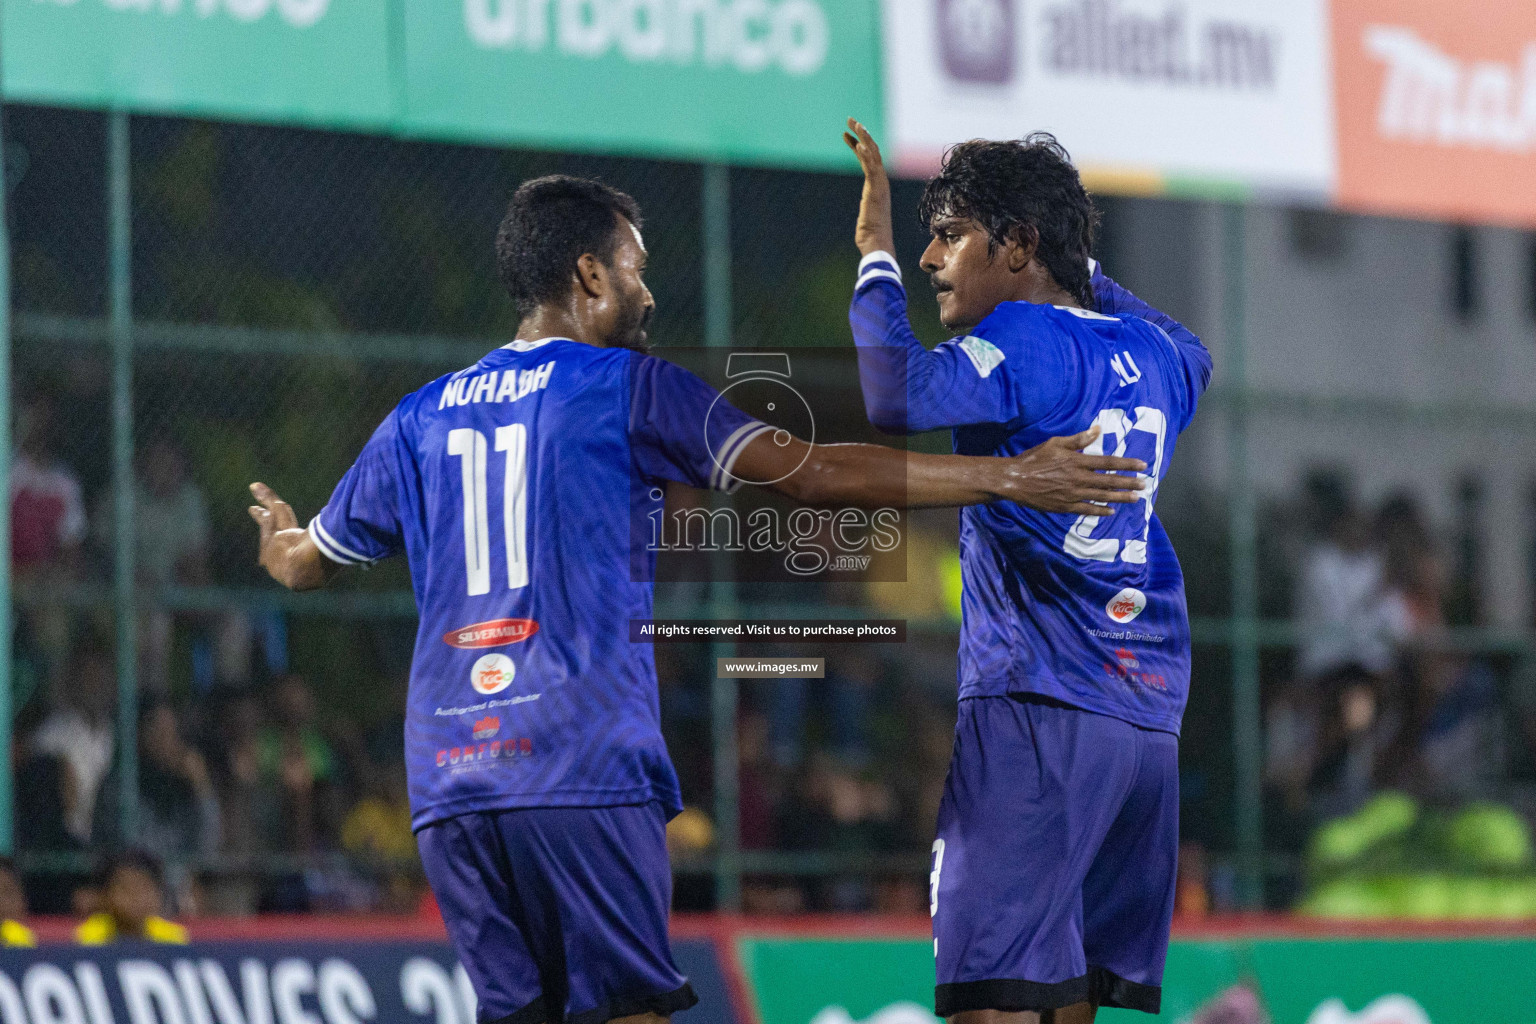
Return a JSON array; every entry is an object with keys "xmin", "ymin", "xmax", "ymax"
[
  {"xmin": 957, "ymin": 334, "xmax": 1006, "ymax": 378},
  {"xmin": 471, "ymin": 653, "xmax": 516, "ymax": 695},
  {"xmin": 1115, "ymin": 648, "xmax": 1140, "ymax": 670},
  {"xmin": 472, "ymin": 716, "xmax": 500, "ymax": 740},
  {"xmin": 1106, "ymin": 587, "xmax": 1147, "ymax": 623},
  {"xmin": 436, "ymin": 736, "xmax": 533, "ymax": 768},
  {"xmin": 444, "ymin": 618, "xmax": 539, "ymax": 649}
]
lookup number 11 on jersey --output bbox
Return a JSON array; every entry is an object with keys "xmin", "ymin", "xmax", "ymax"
[{"xmin": 449, "ymin": 424, "xmax": 530, "ymax": 597}]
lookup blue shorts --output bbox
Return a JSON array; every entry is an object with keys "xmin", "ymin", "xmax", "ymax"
[
  {"xmin": 931, "ymin": 696, "xmax": 1178, "ymax": 1016},
  {"xmin": 417, "ymin": 802, "xmax": 696, "ymax": 1024}
]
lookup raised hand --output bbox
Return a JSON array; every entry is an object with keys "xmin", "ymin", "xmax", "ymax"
[
  {"xmin": 248, "ymin": 482, "xmax": 336, "ymax": 591},
  {"xmin": 843, "ymin": 117, "xmax": 896, "ymax": 258}
]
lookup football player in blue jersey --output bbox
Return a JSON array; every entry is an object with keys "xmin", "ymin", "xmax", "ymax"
[
  {"xmin": 843, "ymin": 120, "xmax": 1213, "ymax": 1024},
  {"xmin": 246, "ymin": 174, "xmax": 1151, "ymax": 1024}
]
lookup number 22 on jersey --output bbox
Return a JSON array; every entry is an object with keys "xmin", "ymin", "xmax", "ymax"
[
  {"xmin": 1063, "ymin": 407, "xmax": 1166, "ymax": 565},
  {"xmin": 448, "ymin": 425, "xmax": 530, "ymax": 596}
]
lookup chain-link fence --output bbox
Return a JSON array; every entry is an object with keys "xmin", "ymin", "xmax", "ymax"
[{"xmin": 7, "ymin": 103, "xmax": 1536, "ymax": 920}]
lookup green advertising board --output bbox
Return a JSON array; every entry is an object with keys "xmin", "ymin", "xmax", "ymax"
[
  {"xmin": 400, "ymin": 0, "xmax": 883, "ymax": 167},
  {"xmin": 1, "ymin": 0, "xmax": 883, "ymax": 169},
  {"xmin": 1, "ymin": 0, "xmax": 394, "ymax": 128},
  {"xmin": 738, "ymin": 935, "xmax": 1536, "ymax": 1024}
]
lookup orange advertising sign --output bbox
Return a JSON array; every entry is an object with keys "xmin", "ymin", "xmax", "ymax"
[{"xmin": 1334, "ymin": 0, "xmax": 1536, "ymax": 226}]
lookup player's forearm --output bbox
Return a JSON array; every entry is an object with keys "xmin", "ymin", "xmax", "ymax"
[
  {"xmin": 785, "ymin": 444, "xmax": 1014, "ymax": 510},
  {"xmin": 850, "ymin": 254, "xmax": 945, "ymax": 434}
]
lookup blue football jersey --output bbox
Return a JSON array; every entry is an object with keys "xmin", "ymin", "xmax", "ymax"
[
  {"xmin": 309, "ymin": 339, "xmax": 770, "ymax": 830},
  {"xmin": 850, "ymin": 253, "xmax": 1212, "ymax": 734}
]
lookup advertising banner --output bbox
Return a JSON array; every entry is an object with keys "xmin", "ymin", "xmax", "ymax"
[
  {"xmin": 1332, "ymin": 0, "xmax": 1536, "ymax": 226},
  {"xmin": 399, "ymin": 0, "xmax": 885, "ymax": 168},
  {"xmin": 0, "ymin": 937, "xmax": 739, "ymax": 1024},
  {"xmin": 1, "ymin": 0, "xmax": 881, "ymax": 168},
  {"xmin": 736, "ymin": 934, "xmax": 1536, "ymax": 1024},
  {"xmin": 880, "ymin": 0, "xmax": 1336, "ymax": 197},
  {"xmin": 0, "ymin": 0, "xmax": 394, "ymax": 129},
  {"xmin": 0, "ymin": 942, "xmax": 475, "ymax": 1024}
]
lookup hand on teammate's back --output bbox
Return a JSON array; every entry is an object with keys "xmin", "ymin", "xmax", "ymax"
[
  {"xmin": 1003, "ymin": 425, "xmax": 1148, "ymax": 516},
  {"xmin": 844, "ymin": 118, "xmax": 895, "ymax": 258}
]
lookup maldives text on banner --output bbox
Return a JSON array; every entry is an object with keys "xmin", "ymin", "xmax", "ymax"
[
  {"xmin": 881, "ymin": 0, "xmax": 1336, "ymax": 198},
  {"xmin": 1, "ymin": 0, "xmax": 394, "ymax": 130}
]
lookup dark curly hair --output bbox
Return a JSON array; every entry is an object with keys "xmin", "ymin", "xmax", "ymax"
[
  {"xmin": 918, "ymin": 133, "xmax": 1100, "ymax": 308},
  {"xmin": 496, "ymin": 175, "xmax": 643, "ymax": 314}
]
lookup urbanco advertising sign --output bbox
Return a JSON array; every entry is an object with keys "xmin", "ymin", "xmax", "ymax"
[
  {"xmin": 1, "ymin": 0, "xmax": 394, "ymax": 128},
  {"xmin": 881, "ymin": 0, "xmax": 1336, "ymax": 197},
  {"xmin": 400, "ymin": 0, "xmax": 885, "ymax": 168}
]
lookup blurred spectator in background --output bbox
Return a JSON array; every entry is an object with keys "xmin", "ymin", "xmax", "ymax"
[
  {"xmin": 784, "ymin": 753, "xmax": 900, "ymax": 912},
  {"xmin": 94, "ymin": 701, "xmax": 221, "ymax": 862},
  {"xmin": 764, "ymin": 650, "xmax": 877, "ymax": 770},
  {"xmin": 340, "ymin": 760, "xmax": 414, "ymax": 864},
  {"xmin": 1376, "ymin": 493, "xmax": 1446, "ymax": 637},
  {"xmin": 11, "ymin": 396, "xmax": 87, "ymax": 693},
  {"xmin": 76, "ymin": 849, "xmax": 188, "ymax": 945},
  {"xmin": 30, "ymin": 644, "xmax": 116, "ymax": 846},
  {"xmin": 340, "ymin": 761, "xmax": 421, "ymax": 915},
  {"xmin": 1293, "ymin": 471, "xmax": 1410, "ymax": 683},
  {"xmin": 1372, "ymin": 492, "xmax": 1508, "ymax": 802},
  {"xmin": 1388, "ymin": 655, "xmax": 1507, "ymax": 803},
  {"xmin": 0, "ymin": 858, "xmax": 36, "ymax": 948},
  {"xmin": 100, "ymin": 434, "xmax": 213, "ymax": 692},
  {"xmin": 737, "ymin": 709, "xmax": 779, "ymax": 852},
  {"xmin": 1304, "ymin": 666, "xmax": 1400, "ymax": 821},
  {"xmin": 259, "ymin": 673, "xmax": 341, "ymax": 853},
  {"xmin": 1268, "ymin": 473, "xmax": 1415, "ymax": 822},
  {"xmin": 1175, "ymin": 842, "xmax": 1211, "ymax": 918},
  {"xmin": 207, "ymin": 689, "xmax": 268, "ymax": 856}
]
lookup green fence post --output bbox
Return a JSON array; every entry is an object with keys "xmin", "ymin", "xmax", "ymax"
[
  {"xmin": 702, "ymin": 162, "xmax": 742, "ymax": 912},
  {"xmin": 1225, "ymin": 202, "xmax": 1262, "ymax": 908},
  {"xmin": 0, "ymin": 106, "xmax": 14, "ymax": 856},
  {"xmin": 108, "ymin": 111, "xmax": 139, "ymax": 841}
]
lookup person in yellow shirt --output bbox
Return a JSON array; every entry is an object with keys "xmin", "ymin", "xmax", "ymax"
[
  {"xmin": 0, "ymin": 857, "xmax": 36, "ymax": 947},
  {"xmin": 76, "ymin": 849, "xmax": 188, "ymax": 945}
]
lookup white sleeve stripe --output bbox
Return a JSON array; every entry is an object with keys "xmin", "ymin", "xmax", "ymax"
[
  {"xmin": 711, "ymin": 422, "xmax": 758, "ymax": 491},
  {"xmin": 858, "ymin": 250, "xmax": 902, "ymax": 280},
  {"xmin": 711, "ymin": 421, "xmax": 771, "ymax": 490},
  {"xmin": 307, "ymin": 519, "xmax": 359, "ymax": 565},
  {"xmin": 856, "ymin": 268, "xmax": 904, "ymax": 292},
  {"xmin": 714, "ymin": 422, "xmax": 775, "ymax": 492},
  {"xmin": 310, "ymin": 516, "xmax": 370, "ymax": 565}
]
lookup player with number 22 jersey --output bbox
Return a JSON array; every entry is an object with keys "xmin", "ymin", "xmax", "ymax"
[{"xmin": 845, "ymin": 122, "xmax": 1211, "ymax": 1020}]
